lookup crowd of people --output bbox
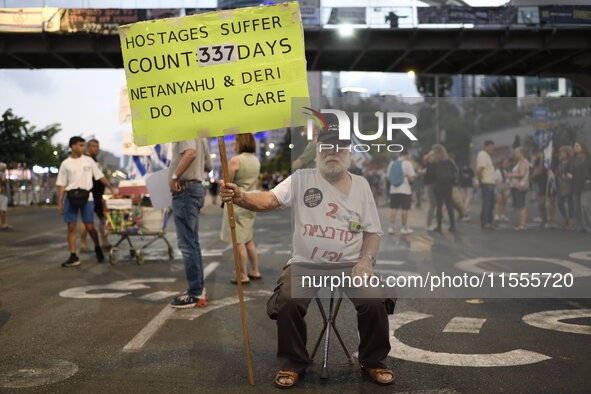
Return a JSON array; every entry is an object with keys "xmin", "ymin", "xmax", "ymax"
[
  {"xmin": 48, "ymin": 129, "xmax": 590, "ymax": 388},
  {"xmin": 379, "ymin": 139, "xmax": 591, "ymax": 234}
]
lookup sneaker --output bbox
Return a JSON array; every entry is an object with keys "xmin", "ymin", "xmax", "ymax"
[
  {"xmin": 79, "ymin": 247, "xmax": 92, "ymax": 253},
  {"xmin": 95, "ymin": 246, "xmax": 105, "ymax": 263},
  {"xmin": 427, "ymin": 224, "xmax": 438, "ymax": 231},
  {"xmin": 62, "ymin": 254, "xmax": 81, "ymax": 268},
  {"xmin": 459, "ymin": 215, "xmax": 471, "ymax": 222},
  {"xmin": 501, "ymin": 215, "xmax": 510, "ymax": 222},
  {"xmin": 170, "ymin": 292, "xmax": 208, "ymax": 309},
  {"xmin": 400, "ymin": 226, "xmax": 414, "ymax": 234},
  {"xmin": 388, "ymin": 226, "xmax": 395, "ymax": 234}
]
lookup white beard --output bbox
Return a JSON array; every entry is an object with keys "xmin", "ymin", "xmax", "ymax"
[{"xmin": 317, "ymin": 154, "xmax": 351, "ymax": 182}]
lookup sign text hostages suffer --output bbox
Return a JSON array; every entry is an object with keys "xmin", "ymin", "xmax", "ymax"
[{"xmin": 118, "ymin": 2, "xmax": 310, "ymax": 146}]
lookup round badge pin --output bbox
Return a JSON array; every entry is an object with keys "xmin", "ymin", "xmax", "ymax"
[{"xmin": 303, "ymin": 188, "xmax": 323, "ymax": 208}]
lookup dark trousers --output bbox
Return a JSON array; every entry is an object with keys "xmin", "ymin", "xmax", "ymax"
[
  {"xmin": 435, "ymin": 184, "xmax": 454, "ymax": 230},
  {"xmin": 267, "ymin": 264, "xmax": 391, "ymax": 374},
  {"xmin": 557, "ymin": 194, "xmax": 574, "ymax": 220},
  {"xmin": 480, "ymin": 184, "xmax": 496, "ymax": 226}
]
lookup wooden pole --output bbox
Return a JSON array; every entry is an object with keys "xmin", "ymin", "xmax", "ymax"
[{"xmin": 217, "ymin": 136, "xmax": 256, "ymax": 386}]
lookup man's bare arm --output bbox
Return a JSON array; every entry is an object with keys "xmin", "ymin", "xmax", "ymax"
[
  {"xmin": 172, "ymin": 149, "xmax": 196, "ymax": 178},
  {"xmin": 352, "ymin": 232, "xmax": 381, "ymax": 277},
  {"xmin": 292, "ymin": 159, "xmax": 303, "ymax": 170},
  {"xmin": 99, "ymin": 177, "xmax": 116, "ymax": 194},
  {"xmin": 220, "ymin": 181, "xmax": 281, "ymax": 212},
  {"xmin": 57, "ymin": 186, "xmax": 65, "ymax": 214},
  {"xmin": 476, "ymin": 166, "xmax": 484, "ymax": 182}
]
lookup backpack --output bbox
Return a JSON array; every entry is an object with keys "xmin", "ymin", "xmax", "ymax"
[
  {"xmin": 436, "ymin": 161, "xmax": 456, "ymax": 185},
  {"xmin": 389, "ymin": 160, "xmax": 405, "ymax": 187}
]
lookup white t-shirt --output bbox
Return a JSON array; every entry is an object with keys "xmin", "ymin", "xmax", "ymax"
[
  {"xmin": 388, "ymin": 159, "xmax": 416, "ymax": 195},
  {"xmin": 477, "ymin": 150, "xmax": 495, "ymax": 184},
  {"xmin": 56, "ymin": 156, "xmax": 104, "ymax": 201},
  {"xmin": 271, "ymin": 169, "xmax": 383, "ymax": 264}
]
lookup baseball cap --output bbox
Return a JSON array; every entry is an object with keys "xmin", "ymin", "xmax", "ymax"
[{"xmin": 316, "ymin": 113, "xmax": 350, "ymax": 147}]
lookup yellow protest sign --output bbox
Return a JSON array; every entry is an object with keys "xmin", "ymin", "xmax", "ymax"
[{"xmin": 118, "ymin": 2, "xmax": 309, "ymax": 146}]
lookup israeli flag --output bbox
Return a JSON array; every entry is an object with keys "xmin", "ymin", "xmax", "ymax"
[
  {"xmin": 127, "ymin": 156, "xmax": 148, "ymax": 180},
  {"xmin": 151, "ymin": 143, "xmax": 171, "ymax": 170},
  {"xmin": 350, "ymin": 134, "xmax": 371, "ymax": 167},
  {"xmin": 543, "ymin": 135, "xmax": 553, "ymax": 170}
]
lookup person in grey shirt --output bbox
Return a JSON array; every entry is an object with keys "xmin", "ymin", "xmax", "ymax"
[{"xmin": 168, "ymin": 137, "xmax": 212, "ymax": 308}]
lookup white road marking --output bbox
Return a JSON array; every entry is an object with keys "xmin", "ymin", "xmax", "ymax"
[
  {"xmin": 202, "ymin": 249, "xmax": 226, "ymax": 257},
  {"xmin": 18, "ymin": 231, "xmax": 63, "ymax": 242},
  {"xmin": 377, "ymin": 260, "xmax": 406, "ymax": 266},
  {"xmin": 171, "ymin": 290, "xmax": 273, "ymax": 321},
  {"xmin": 138, "ymin": 291, "xmax": 181, "ymax": 301},
  {"xmin": 522, "ymin": 309, "xmax": 591, "ymax": 335},
  {"xmin": 0, "ymin": 243, "xmax": 67, "ymax": 264},
  {"xmin": 568, "ymin": 251, "xmax": 591, "ymax": 261},
  {"xmin": 455, "ymin": 256, "xmax": 591, "ymax": 278},
  {"xmin": 59, "ymin": 278, "xmax": 177, "ymax": 299},
  {"xmin": 171, "ymin": 295, "xmax": 253, "ymax": 320},
  {"xmin": 122, "ymin": 262, "xmax": 219, "ymax": 352},
  {"xmin": 0, "ymin": 359, "xmax": 78, "ymax": 388},
  {"xmin": 388, "ymin": 311, "xmax": 551, "ymax": 367},
  {"xmin": 443, "ymin": 317, "xmax": 486, "ymax": 334}
]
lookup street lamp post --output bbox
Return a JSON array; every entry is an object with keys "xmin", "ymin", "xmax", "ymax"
[{"xmin": 435, "ymin": 74, "xmax": 440, "ymax": 144}]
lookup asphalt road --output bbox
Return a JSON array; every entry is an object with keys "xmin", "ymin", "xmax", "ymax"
[{"xmin": 0, "ymin": 202, "xmax": 590, "ymax": 393}]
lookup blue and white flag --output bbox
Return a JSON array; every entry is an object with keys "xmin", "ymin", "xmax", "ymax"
[
  {"xmin": 350, "ymin": 135, "xmax": 371, "ymax": 167},
  {"xmin": 127, "ymin": 155, "xmax": 148, "ymax": 180},
  {"xmin": 151, "ymin": 143, "xmax": 171, "ymax": 170}
]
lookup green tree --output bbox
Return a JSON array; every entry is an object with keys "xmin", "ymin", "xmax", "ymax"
[
  {"xmin": 512, "ymin": 135, "xmax": 521, "ymax": 148},
  {"xmin": 0, "ymin": 109, "xmax": 63, "ymax": 168},
  {"xmin": 415, "ymin": 75, "xmax": 453, "ymax": 97},
  {"xmin": 479, "ymin": 78, "xmax": 517, "ymax": 97},
  {"xmin": 260, "ymin": 132, "xmax": 292, "ymax": 174}
]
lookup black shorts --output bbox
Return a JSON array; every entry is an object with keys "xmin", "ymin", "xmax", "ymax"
[
  {"xmin": 390, "ymin": 194, "xmax": 411, "ymax": 210},
  {"xmin": 93, "ymin": 197, "xmax": 105, "ymax": 219},
  {"xmin": 511, "ymin": 188, "xmax": 527, "ymax": 209}
]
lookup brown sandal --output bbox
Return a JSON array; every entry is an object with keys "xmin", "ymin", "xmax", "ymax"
[
  {"xmin": 274, "ymin": 370, "xmax": 299, "ymax": 389},
  {"xmin": 361, "ymin": 366, "xmax": 395, "ymax": 385}
]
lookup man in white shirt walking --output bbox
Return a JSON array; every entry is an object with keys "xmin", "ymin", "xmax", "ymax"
[
  {"xmin": 56, "ymin": 137, "xmax": 116, "ymax": 267},
  {"xmin": 476, "ymin": 140, "xmax": 496, "ymax": 229},
  {"xmin": 387, "ymin": 153, "xmax": 416, "ymax": 234}
]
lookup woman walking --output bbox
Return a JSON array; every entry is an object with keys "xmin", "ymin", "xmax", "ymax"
[
  {"xmin": 431, "ymin": 144, "xmax": 457, "ymax": 233},
  {"xmin": 221, "ymin": 133, "xmax": 262, "ymax": 284},
  {"xmin": 569, "ymin": 141, "xmax": 591, "ymax": 232},
  {"xmin": 556, "ymin": 146, "xmax": 575, "ymax": 229},
  {"xmin": 506, "ymin": 147, "xmax": 530, "ymax": 230}
]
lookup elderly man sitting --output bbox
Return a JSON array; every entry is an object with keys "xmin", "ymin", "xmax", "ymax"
[{"xmin": 220, "ymin": 127, "xmax": 395, "ymax": 388}]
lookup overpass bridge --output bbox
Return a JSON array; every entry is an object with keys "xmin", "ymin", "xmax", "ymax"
[{"xmin": 1, "ymin": 26, "xmax": 591, "ymax": 91}]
